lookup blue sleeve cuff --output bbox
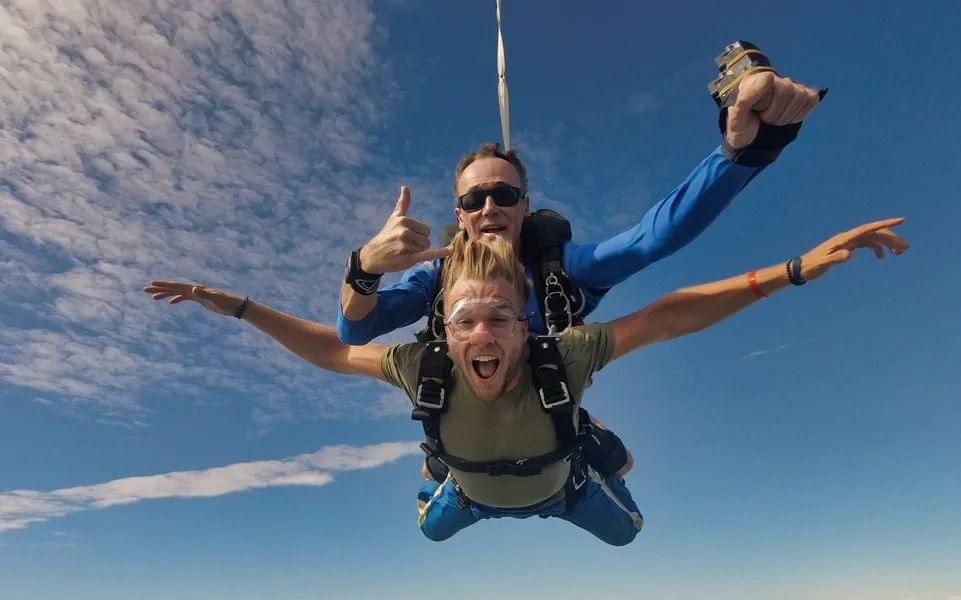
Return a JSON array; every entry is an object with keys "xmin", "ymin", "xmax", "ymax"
[{"xmin": 336, "ymin": 303, "xmax": 380, "ymax": 345}]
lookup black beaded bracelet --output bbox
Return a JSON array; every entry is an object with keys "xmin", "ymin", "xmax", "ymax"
[
  {"xmin": 235, "ymin": 296, "xmax": 250, "ymax": 319},
  {"xmin": 787, "ymin": 257, "xmax": 806, "ymax": 286}
]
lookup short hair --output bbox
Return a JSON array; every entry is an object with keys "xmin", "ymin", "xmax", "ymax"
[
  {"xmin": 453, "ymin": 142, "xmax": 529, "ymax": 198},
  {"xmin": 442, "ymin": 231, "xmax": 530, "ymax": 307}
]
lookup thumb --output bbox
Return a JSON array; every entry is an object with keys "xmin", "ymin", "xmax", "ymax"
[
  {"xmin": 827, "ymin": 249, "xmax": 852, "ymax": 265},
  {"xmin": 734, "ymin": 71, "xmax": 775, "ymax": 114},
  {"xmin": 411, "ymin": 245, "xmax": 452, "ymax": 263},
  {"xmin": 393, "ymin": 186, "xmax": 411, "ymax": 217}
]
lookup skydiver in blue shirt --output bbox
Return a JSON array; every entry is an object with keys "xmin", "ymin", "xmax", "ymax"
[{"xmin": 338, "ymin": 70, "xmax": 823, "ymax": 481}]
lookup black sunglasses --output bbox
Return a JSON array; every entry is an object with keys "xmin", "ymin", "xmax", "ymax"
[{"xmin": 457, "ymin": 185, "xmax": 525, "ymax": 212}]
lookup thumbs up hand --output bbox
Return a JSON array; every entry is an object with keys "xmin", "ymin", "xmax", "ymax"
[{"xmin": 358, "ymin": 186, "xmax": 452, "ymax": 275}]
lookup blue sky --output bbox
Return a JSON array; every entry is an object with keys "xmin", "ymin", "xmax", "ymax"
[{"xmin": 1, "ymin": 1, "xmax": 959, "ymax": 598}]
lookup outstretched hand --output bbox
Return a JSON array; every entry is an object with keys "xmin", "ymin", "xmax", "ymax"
[
  {"xmin": 800, "ymin": 217, "xmax": 909, "ymax": 281},
  {"xmin": 357, "ymin": 186, "xmax": 452, "ymax": 275},
  {"xmin": 726, "ymin": 71, "xmax": 822, "ymax": 149},
  {"xmin": 143, "ymin": 281, "xmax": 244, "ymax": 317}
]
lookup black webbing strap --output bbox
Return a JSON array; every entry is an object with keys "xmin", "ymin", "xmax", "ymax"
[
  {"xmin": 411, "ymin": 341, "xmax": 452, "ymax": 458},
  {"xmin": 414, "ymin": 259, "xmax": 446, "ymax": 343},
  {"xmin": 527, "ymin": 336, "xmax": 579, "ymax": 452},
  {"xmin": 521, "ymin": 210, "xmax": 584, "ymax": 334},
  {"xmin": 437, "ymin": 446, "xmax": 575, "ymax": 477}
]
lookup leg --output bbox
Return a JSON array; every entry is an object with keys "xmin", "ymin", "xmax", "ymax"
[
  {"xmin": 579, "ymin": 408, "xmax": 633, "ymax": 477},
  {"xmin": 416, "ymin": 478, "xmax": 479, "ymax": 541},
  {"xmin": 555, "ymin": 468, "xmax": 644, "ymax": 546}
]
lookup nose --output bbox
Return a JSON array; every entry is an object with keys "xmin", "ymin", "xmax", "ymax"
[
  {"xmin": 481, "ymin": 195, "xmax": 499, "ymax": 215},
  {"xmin": 467, "ymin": 321, "xmax": 496, "ymax": 345}
]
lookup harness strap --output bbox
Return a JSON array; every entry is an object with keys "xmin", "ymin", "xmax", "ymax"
[
  {"xmin": 528, "ymin": 336, "xmax": 579, "ymax": 451},
  {"xmin": 436, "ymin": 446, "xmax": 576, "ymax": 478},
  {"xmin": 411, "ymin": 341, "xmax": 452, "ymax": 456},
  {"xmin": 521, "ymin": 210, "xmax": 584, "ymax": 335}
]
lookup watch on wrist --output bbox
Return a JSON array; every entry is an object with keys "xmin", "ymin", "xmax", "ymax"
[{"xmin": 345, "ymin": 248, "xmax": 382, "ymax": 295}]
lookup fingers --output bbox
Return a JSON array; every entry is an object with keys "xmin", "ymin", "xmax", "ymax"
[
  {"xmin": 392, "ymin": 186, "xmax": 411, "ymax": 217},
  {"xmin": 758, "ymin": 77, "xmax": 794, "ymax": 124},
  {"xmin": 778, "ymin": 87, "xmax": 811, "ymax": 125},
  {"xmin": 833, "ymin": 217, "xmax": 906, "ymax": 248},
  {"xmin": 859, "ymin": 240, "xmax": 886, "ymax": 259},
  {"xmin": 411, "ymin": 245, "xmax": 453, "ymax": 263},
  {"xmin": 398, "ymin": 216, "xmax": 430, "ymax": 237},
  {"xmin": 735, "ymin": 71, "xmax": 775, "ymax": 113},
  {"xmin": 760, "ymin": 77, "xmax": 822, "ymax": 125},
  {"xmin": 826, "ymin": 248, "xmax": 852, "ymax": 265}
]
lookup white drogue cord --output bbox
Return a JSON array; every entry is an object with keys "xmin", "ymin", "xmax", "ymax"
[{"xmin": 495, "ymin": 0, "xmax": 511, "ymax": 151}]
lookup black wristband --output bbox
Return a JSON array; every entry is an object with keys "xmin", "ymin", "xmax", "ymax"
[
  {"xmin": 235, "ymin": 296, "xmax": 249, "ymax": 319},
  {"xmin": 345, "ymin": 248, "xmax": 382, "ymax": 295},
  {"xmin": 720, "ymin": 119, "xmax": 803, "ymax": 167},
  {"xmin": 787, "ymin": 257, "xmax": 807, "ymax": 286},
  {"xmin": 718, "ymin": 88, "xmax": 827, "ymax": 167}
]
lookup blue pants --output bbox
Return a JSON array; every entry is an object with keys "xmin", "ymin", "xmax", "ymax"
[{"xmin": 416, "ymin": 468, "xmax": 644, "ymax": 546}]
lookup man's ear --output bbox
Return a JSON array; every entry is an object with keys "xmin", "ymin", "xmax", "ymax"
[
  {"xmin": 454, "ymin": 207, "xmax": 466, "ymax": 229},
  {"xmin": 522, "ymin": 195, "xmax": 531, "ymax": 216}
]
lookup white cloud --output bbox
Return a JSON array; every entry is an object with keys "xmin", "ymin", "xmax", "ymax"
[
  {"xmin": 740, "ymin": 343, "xmax": 792, "ymax": 360},
  {"xmin": 0, "ymin": 441, "xmax": 420, "ymax": 533},
  {"xmin": 0, "ymin": 0, "xmax": 443, "ymax": 424}
]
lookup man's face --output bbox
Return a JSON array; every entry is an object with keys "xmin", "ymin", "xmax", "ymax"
[
  {"xmin": 455, "ymin": 157, "xmax": 530, "ymax": 248},
  {"xmin": 444, "ymin": 277, "xmax": 528, "ymax": 403}
]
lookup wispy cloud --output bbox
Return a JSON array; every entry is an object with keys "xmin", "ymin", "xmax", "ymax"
[
  {"xmin": 740, "ymin": 343, "xmax": 792, "ymax": 360},
  {"xmin": 0, "ymin": 0, "xmax": 440, "ymax": 425},
  {"xmin": 0, "ymin": 441, "xmax": 420, "ymax": 533}
]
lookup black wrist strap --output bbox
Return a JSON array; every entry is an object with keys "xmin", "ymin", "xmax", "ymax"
[
  {"xmin": 235, "ymin": 296, "xmax": 249, "ymax": 319},
  {"xmin": 345, "ymin": 248, "xmax": 382, "ymax": 295},
  {"xmin": 720, "ymin": 120, "xmax": 803, "ymax": 167},
  {"xmin": 787, "ymin": 257, "xmax": 807, "ymax": 286}
]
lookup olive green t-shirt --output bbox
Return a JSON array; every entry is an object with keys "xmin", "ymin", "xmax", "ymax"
[{"xmin": 381, "ymin": 324, "xmax": 614, "ymax": 508}]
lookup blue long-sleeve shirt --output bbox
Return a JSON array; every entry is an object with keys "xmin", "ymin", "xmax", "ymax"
[{"xmin": 338, "ymin": 146, "xmax": 764, "ymax": 343}]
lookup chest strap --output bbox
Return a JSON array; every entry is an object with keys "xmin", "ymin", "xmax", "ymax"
[{"xmin": 411, "ymin": 335, "xmax": 584, "ymax": 478}]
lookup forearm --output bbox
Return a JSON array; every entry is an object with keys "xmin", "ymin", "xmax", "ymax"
[
  {"xmin": 610, "ymin": 262, "xmax": 788, "ymax": 359},
  {"xmin": 340, "ymin": 282, "xmax": 378, "ymax": 321},
  {"xmin": 653, "ymin": 262, "xmax": 789, "ymax": 339},
  {"xmin": 244, "ymin": 299, "xmax": 360, "ymax": 374},
  {"xmin": 568, "ymin": 148, "xmax": 764, "ymax": 289}
]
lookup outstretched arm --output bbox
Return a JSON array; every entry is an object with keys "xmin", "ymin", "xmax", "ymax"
[
  {"xmin": 145, "ymin": 282, "xmax": 387, "ymax": 380},
  {"xmin": 566, "ymin": 72, "xmax": 822, "ymax": 292},
  {"xmin": 608, "ymin": 218, "xmax": 908, "ymax": 360}
]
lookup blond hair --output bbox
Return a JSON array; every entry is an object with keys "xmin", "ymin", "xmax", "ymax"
[{"xmin": 442, "ymin": 231, "xmax": 530, "ymax": 306}]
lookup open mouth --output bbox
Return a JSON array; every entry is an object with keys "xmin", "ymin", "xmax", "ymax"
[
  {"xmin": 471, "ymin": 355, "xmax": 500, "ymax": 379},
  {"xmin": 479, "ymin": 225, "xmax": 506, "ymax": 235}
]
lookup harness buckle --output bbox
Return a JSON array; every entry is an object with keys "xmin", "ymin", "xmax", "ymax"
[
  {"xmin": 543, "ymin": 274, "xmax": 572, "ymax": 335},
  {"xmin": 415, "ymin": 383, "xmax": 445, "ymax": 410},
  {"xmin": 539, "ymin": 381, "xmax": 570, "ymax": 409}
]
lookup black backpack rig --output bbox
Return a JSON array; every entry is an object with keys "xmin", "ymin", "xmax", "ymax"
[{"xmin": 410, "ymin": 209, "xmax": 591, "ymax": 508}]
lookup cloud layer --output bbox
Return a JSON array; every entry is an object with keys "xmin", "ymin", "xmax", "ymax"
[
  {"xmin": 0, "ymin": 0, "xmax": 440, "ymax": 425},
  {"xmin": 0, "ymin": 441, "xmax": 420, "ymax": 532}
]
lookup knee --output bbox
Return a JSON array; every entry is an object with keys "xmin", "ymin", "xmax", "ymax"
[
  {"xmin": 614, "ymin": 451, "xmax": 634, "ymax": 479},
  {"xmin": 604, "ymin": 526, "xmax": 640, "ymax": 547},
  {"xmin": 419, "ymin": 520, "xmax": 456, "ymax": 542},
  {"xmin": 600, "ymin": 516, "xmax": 642, "ymax": 546}
]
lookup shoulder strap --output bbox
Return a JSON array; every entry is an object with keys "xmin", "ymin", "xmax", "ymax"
[
  {"xmin": 414, "ymin": 258, "xmax": 446, "ymax": 342},
  {"xmin": 410, "ymin": 341, "xmax": 452, "ymax": 459},
  {"xmin": 527, "ymin": 335, "xmax": 578, "ymax": 451},
  {"xmin": 521, "ymin": 209, "xmax": 585, "ymax": 334}
]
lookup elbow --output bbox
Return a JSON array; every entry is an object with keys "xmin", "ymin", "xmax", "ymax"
[{"xmin": 336, "ymin": 314, "xmax": 374, "ymax": 345}]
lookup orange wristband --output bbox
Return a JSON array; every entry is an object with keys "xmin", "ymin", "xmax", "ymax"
[{"xmin": 747, "ymin": 271, "xmax": 767, "ymax": 299}]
